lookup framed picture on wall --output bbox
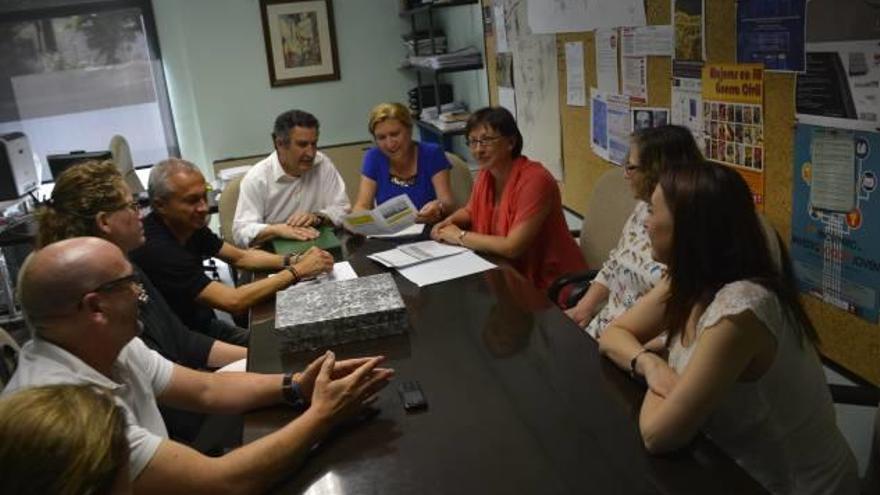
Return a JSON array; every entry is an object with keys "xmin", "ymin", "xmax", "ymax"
[{"xmin": 259, "ymin": 0, "xmax": 340, "ymax": 87}]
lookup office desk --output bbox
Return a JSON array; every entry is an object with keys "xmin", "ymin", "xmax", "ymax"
[{"xmin": 245, "ymin": 238, "xmax": 766, "ymax": 494}]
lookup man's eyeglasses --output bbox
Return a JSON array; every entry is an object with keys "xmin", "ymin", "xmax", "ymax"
[
  {"xmin": 117, "ymin": 200, "xmax": 140, "ymax": 213},
  {"xmin": 80, "ymin": 273, "xmax": 149, "ymax": 307},
  {"xmin": 466, "ymin": 135, "xmax": 502, "ymax": 148}
]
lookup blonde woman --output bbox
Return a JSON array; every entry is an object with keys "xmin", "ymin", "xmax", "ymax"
[
  {"xmin": 353, "ymin": 102, "xmax": 455, "ymax": 223},
  {"xmin": 0, "ymin": 384, "xmax": 130, "ymax": 495}
]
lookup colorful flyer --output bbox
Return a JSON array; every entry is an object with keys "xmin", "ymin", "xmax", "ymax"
[
  {"xmin": 701, "ymin": 63, "xmax": 765, "ymax": 207},
  {"xmin": 791, "ymin": 124, "xmax": 880, "ymax": 322}
]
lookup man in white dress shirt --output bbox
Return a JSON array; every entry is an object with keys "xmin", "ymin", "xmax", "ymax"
[{"xmin": 233, "ymin": 109, "xmax": 351, "ymax": 247}]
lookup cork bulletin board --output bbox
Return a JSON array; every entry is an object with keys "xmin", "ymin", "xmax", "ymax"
[{"xmin": 483, "ymin": 0, "xmax": 880, "ymax": 384}]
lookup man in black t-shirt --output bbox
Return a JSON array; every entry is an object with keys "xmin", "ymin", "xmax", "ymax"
[{"xmin": 131, "ymin": 158, "xmax": 333, "ymax": 345}]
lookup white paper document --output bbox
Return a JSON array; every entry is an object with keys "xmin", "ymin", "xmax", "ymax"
[
  {"xmin": 369, "ymin": 223, "xmax": 425, "ymax": 239},
  {"xmin": 342, "ymin": 194, "xmax": 417, "ymax": 236},
  {"xmin": 621, "ymin": 25, "xmax": 674, "ymax": 57},
  {"xmin": 565, "ymin": 41, "xmax": 586, "ymax": 106},
  {"xmin": 368, "ymin": 240, "xmax": 467, "ymax": 269},
  {"xmin": 596, "ymin": 29, "xmax": 620, "ymax": 93},
  {"xmin": 622, "ymin": 56, "xmax": 648, "ymax": 103},
  {"xmin": 527, "ymin": 0, "xmax": 646, "ymax": 34},
  {"xmin": 275, "ymin": 261, "xmax": 358, "ymax": 287},
  {"xmin": 397, "ymin": 251, "xmax": 496, "ymax": 287},
  {"xmin": 810, "ymin": 129, "xmax": 856, "ymax": 212},
  {"xmin": 494, "ymin": 5, "xmax": 509, "ymax": 53},
  {"xmin": 671, "ymin": 77, "xmax": 704, "ymax": 150}
]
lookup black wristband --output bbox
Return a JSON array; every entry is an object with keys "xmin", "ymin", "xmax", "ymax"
[{"xmin": 283, "ymin": 253, "xmax": 292, "ymax": 266}]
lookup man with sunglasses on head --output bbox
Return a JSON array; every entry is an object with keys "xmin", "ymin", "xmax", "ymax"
[{"xmin": 5, "ymin": 236, "xmax": 393, "ymax": 494}]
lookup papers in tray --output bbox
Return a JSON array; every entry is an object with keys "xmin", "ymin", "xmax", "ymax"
[
  {"xmin": 368, "ymin": 240, "xmax": 467, "ymax": 268},
  {"xmin": 343, "ymin": 194, "xmax": 418, "ymax": 236}
]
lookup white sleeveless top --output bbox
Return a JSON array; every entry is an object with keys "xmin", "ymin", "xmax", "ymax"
[{"xmin": 668, "ymin": 281, "xmax": 859, "ymax": 495}]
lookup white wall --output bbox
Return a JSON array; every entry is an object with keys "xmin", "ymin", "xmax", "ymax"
[{"xmin": 152, "ymin": 0, "xmax": 415, "ymax": 177}]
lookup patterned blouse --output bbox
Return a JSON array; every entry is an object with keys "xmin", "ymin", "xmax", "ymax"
[{"xmin": 585, "ymin": 201, "xmax": 665, "ymax": 337}]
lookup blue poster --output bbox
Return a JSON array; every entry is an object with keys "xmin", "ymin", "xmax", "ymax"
[
  {"xmin": 792, "ymin": 124, "xmax": 880, "ymax": 322},
  {"xmin": 737, "ymin": 0, "xmax": 806, "ymax": 72}
]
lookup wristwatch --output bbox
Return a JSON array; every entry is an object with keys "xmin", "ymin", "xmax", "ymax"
[{"xmin": 281, "ymin": 372, "xmax": 307, "ymax": 410}]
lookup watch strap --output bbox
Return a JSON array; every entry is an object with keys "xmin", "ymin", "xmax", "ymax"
[{"xmin": 281, "ymin": 372, "xmax": 307, "ymax": 409}]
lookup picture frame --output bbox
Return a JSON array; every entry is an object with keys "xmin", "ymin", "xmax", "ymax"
[{"xmin": 259, "ymin": 0, "xmax": 340, "ymax": 87}]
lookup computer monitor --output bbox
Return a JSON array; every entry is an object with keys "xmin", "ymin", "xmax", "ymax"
[
  {"xmin": 0, "ymin": 132, "xmax": 39, "ymax": 202},
  {"xmin": 46, "ymin": 150, "xmax": 113, "ymax": 181}
]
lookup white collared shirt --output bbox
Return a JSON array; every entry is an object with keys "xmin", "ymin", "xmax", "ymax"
[
  {"xmin": 3, "ymin": 337, "xmax": 173, "ymax": 480},
  {"xmin": 232, "ymin": 150, "xmax": 351, "ymax": 247}
]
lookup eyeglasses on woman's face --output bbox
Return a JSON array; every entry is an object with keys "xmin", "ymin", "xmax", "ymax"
[{"xmin": 466, "ymin": 135, "xmax": 503, "ymax": 149}]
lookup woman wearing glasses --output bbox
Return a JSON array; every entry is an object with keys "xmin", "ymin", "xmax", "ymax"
[
  {"xmin": 565, "ymin": 125, "xmax": 703, "ymax": 337},
  {"xmin": 431, "ymin": 106, "xmax": 586, "ymax": 291},
  {"xmin": 353, "ymin": 102, "xmax": 455, "ymax": 223},
  {"xmin": 599, "ymin": 162, "xmax": 858, "ymax": 493}
]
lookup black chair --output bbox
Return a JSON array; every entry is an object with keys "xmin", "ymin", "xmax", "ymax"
[
  {"xmin": 826, "ymin": 375, "xmax": 879, "ymax": 495},
  {"xmin": 549, "ymin": 168, "xmax": 636, "ymax": 308}
]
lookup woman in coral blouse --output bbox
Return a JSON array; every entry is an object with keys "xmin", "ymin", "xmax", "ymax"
[{"xmin": 431, "ymin": 106, "xmax": 586, "ymax": 291}]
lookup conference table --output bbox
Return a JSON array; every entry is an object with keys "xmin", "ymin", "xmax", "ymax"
[{"xmin": 245, "ymin": 235, "xmax": 767, "ymax": 494}]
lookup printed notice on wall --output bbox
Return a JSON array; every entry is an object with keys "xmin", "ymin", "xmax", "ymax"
[
  {"xmin": 590, "ymin": 88, "xmax": 631, "ymax": 165},
  {"xmin": 792, "ymin": 124, "xmax": 880, "ymax": 322},
  {"xmin": 596, "ymin": 28, "xmax": 620, "ymax": 93},
  {"xmin": 811, "ymin": 129, "xmax": 856, "ymax": 212},
  {"xmin": 565, "ymin": 41, "xmax": 586, "ymax": 106},
  {"xmin": 671, "ymin": 77, "xmax": 704, "ymax": 152},
  {"xmin": 702, "ymin": 63, "xmax": 765, "ymax": 207},
  {"xmin": 621, "ymin": 25, "xmax": 674, "ymax": 57}
]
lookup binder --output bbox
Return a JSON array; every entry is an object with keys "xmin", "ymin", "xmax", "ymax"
[{"xmin": 271, "ymin": 226, "xmax": 342, "ymax": 260}]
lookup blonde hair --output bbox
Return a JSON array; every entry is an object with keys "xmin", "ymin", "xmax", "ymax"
[
  {"xmin": 0, "ymin": 384, "xmax": 129, "ymax": 495},
  {"xmin": 367, "ymin": 102, "xmax": 413, "ymax": 135},
  {"xmin": 37, "ymin": 160, "xmax": 128, "ymax": 248}
]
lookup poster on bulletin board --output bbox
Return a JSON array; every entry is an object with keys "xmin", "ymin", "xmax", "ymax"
[
  {"xmin": 791, "ymin": 124, "xmax": 880, "ymax": 323},
  {"xmin": 701, "ymin": 63, "xmax": 765, "ymax": 207}
]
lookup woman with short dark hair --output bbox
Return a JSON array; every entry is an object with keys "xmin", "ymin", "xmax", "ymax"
[
  {"xmin": 598, "ymin": 161, "xmax": 858, "ymax": 494},
  {"xmin": 431, "ymin": 106, "xmax": 586, "ymax": 290}
]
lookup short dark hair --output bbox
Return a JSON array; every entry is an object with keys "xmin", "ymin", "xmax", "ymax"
[
  {"xmin": 465, "ymin": 106, "xmax": 523, "ymax": 158},
  {"xmin": 659, "ymin": 161, "xmax": 818, "ymax": 345},
  {"xmin": 273, "ymin": 109, "xmax": 319, "ymax": 145}
]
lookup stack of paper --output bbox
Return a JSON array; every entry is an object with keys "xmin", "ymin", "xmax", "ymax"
[
  {"xmin": 369, "ymin": 240, "xmax": 496, "ymax": 287},
  {"xmin": 369, "ymin": 240, "xmax": 467, "ymax": 268},
  {"xmin": 408, "ymin": 46, "xmax": 482, "ymax": 70}
]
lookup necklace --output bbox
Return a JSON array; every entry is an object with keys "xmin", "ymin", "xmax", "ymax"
[
  {"xmin": 389, "ymin": 173, "xmax": 417, "ymax": 187},
  {"xmin": 389, "ymin": 146, "xmax": 417, "ymax": 187}
]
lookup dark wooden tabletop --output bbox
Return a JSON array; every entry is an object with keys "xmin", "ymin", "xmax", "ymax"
[{"xmin": 245, "ymin": 237, "xmax": 767, "ymax": 494}]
